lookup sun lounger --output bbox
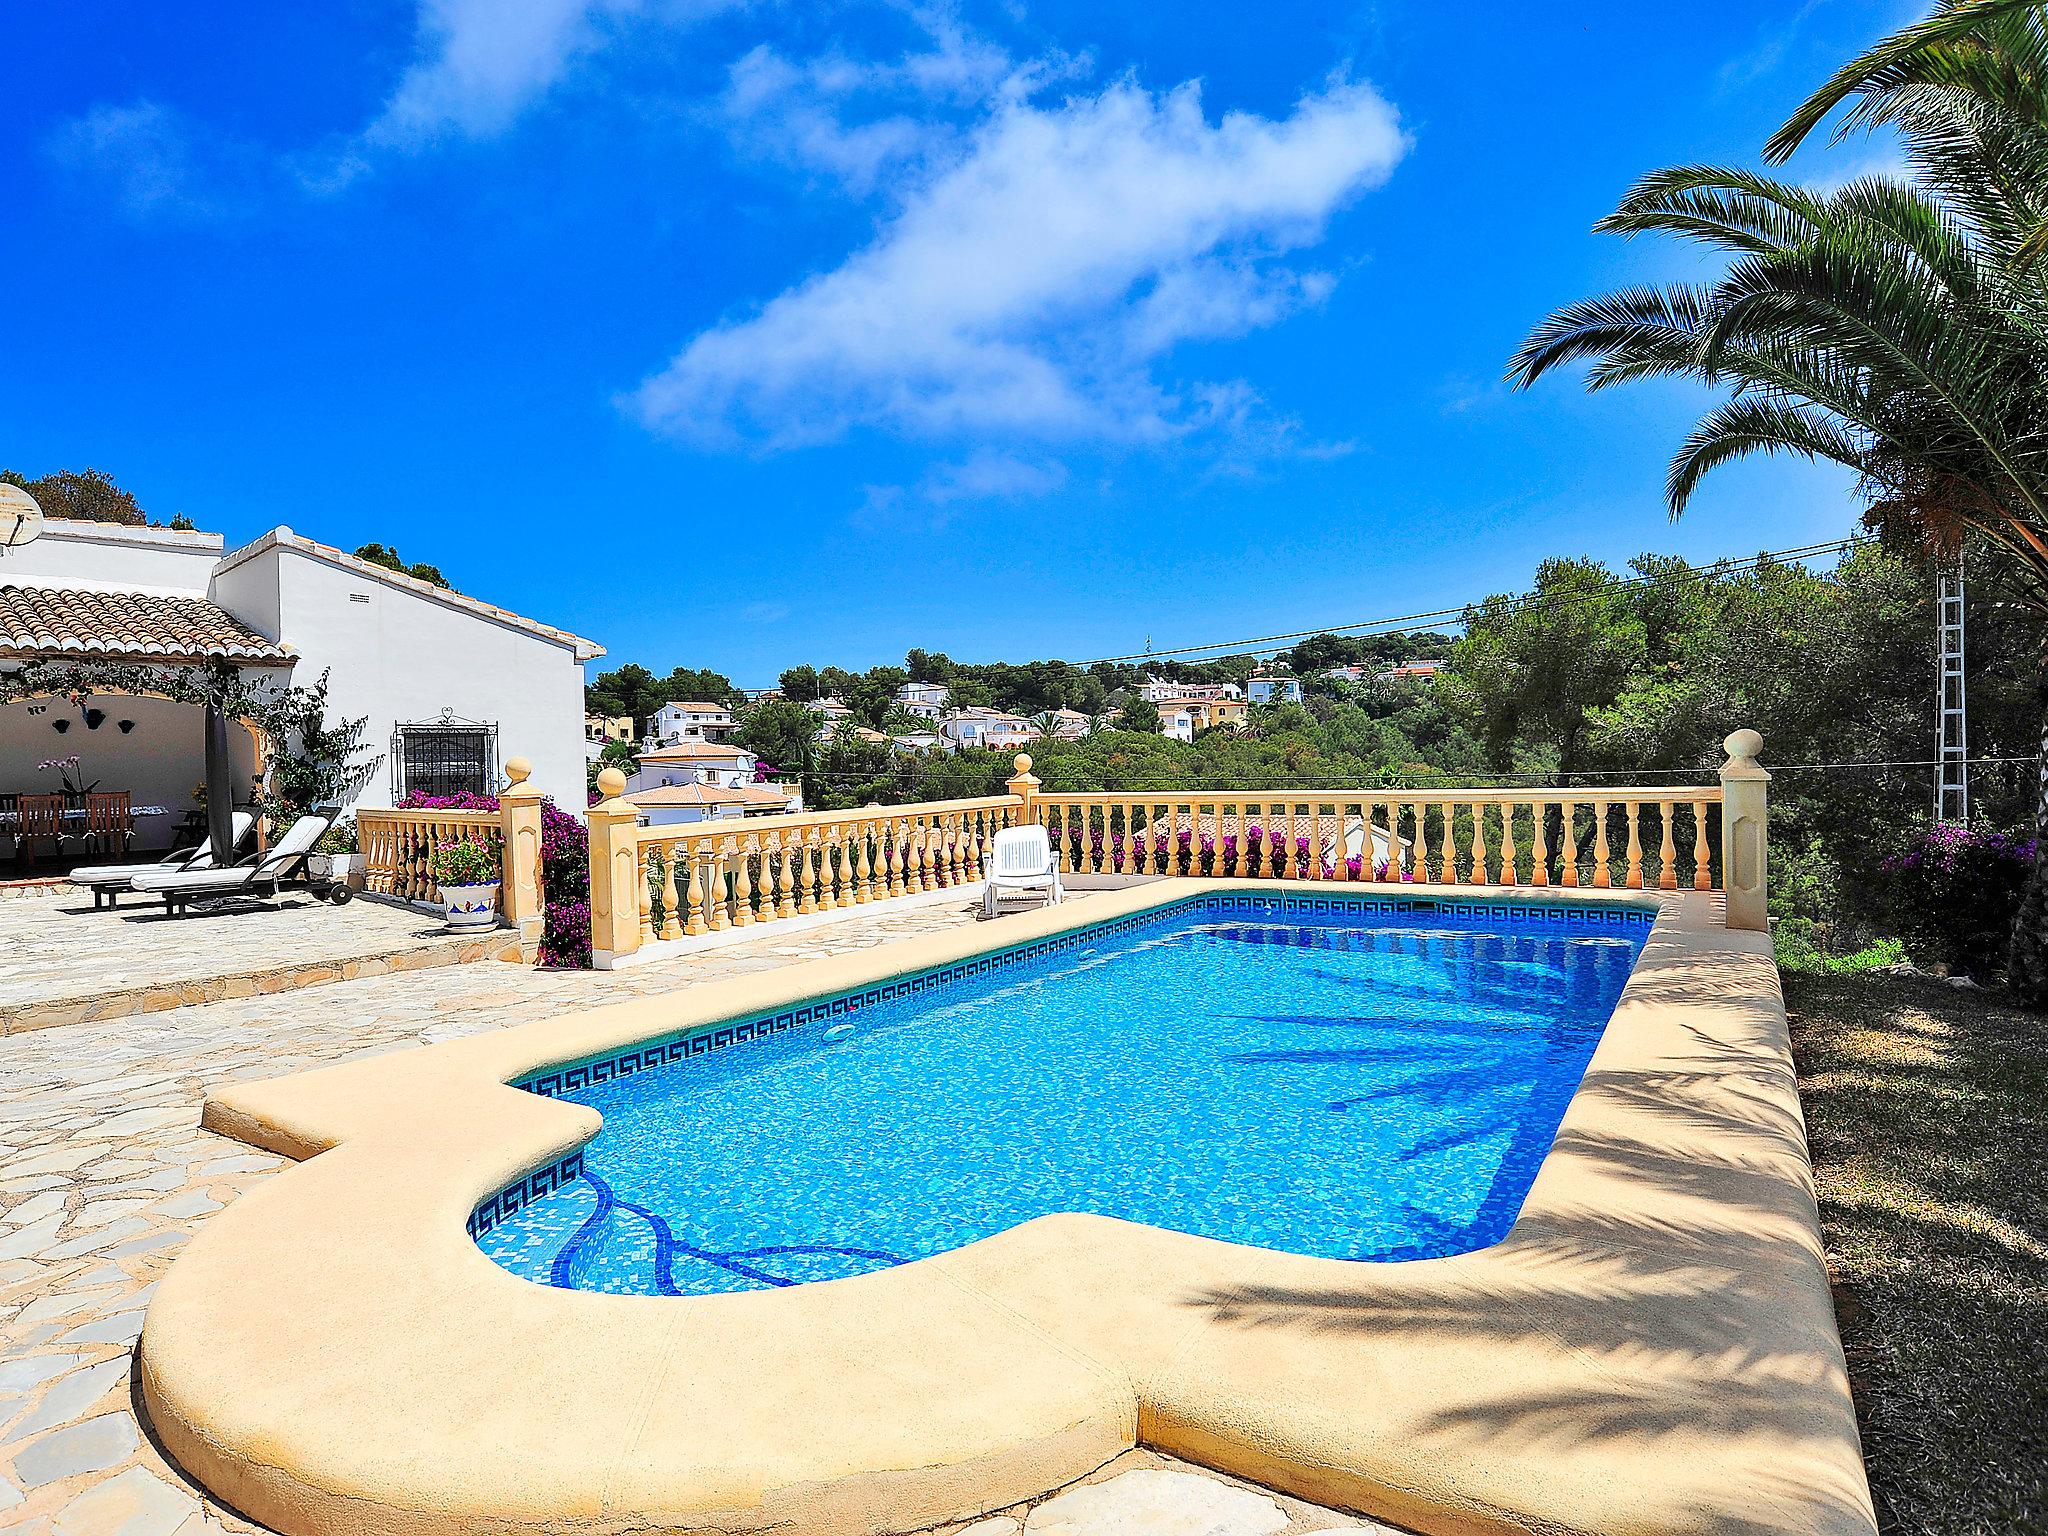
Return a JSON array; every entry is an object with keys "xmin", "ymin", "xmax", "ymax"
[
  {"xmin": 132, "ymin": 808, "xmax": 349, "ymax": 915},
  {"xmin": 66, "ymin": 812, "xmax": 256, "ymax": 909}
]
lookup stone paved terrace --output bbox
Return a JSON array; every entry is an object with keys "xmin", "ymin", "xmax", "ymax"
[
  {"xmin": 0, "ymin": 891, "xmax": 1382, "ymax": 1536},
  {"xmin": 0, "ymin": 889, "xmax": 501, "ymax": 1037}
]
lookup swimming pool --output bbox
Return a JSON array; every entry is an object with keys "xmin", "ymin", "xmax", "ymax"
[{"xmin": 476, "ymin": 896, "xmax": 1649, "ymax": 1296}]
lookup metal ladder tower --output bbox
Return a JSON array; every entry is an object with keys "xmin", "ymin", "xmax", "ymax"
[{"xmin": 1935, "ymin": 561, "xmax": 1969, "ymax": 823}]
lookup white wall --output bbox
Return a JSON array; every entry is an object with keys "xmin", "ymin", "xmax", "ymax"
[
  {"xmin": 213, "ymin": 543, "xmax": 590, "ymax": 812},
  {"xmin": 0, "ymin": 694, "xmax": 260, "ymax": 853},
  {"xmin": 0, "ymin": 520, "xmax": 224, "ymax": 595}
]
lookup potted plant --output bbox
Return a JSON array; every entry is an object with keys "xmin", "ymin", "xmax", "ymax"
[
  {"xmin": 308, "ymin": 817, "xmax": 363, "ymax": 888},
  {"xmin": 429, "ymin": 838, "xmax": 501, "ymax": 931}
]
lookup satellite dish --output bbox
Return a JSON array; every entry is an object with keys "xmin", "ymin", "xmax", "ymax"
[{"xmin": 0, "ymin": 484, "xmax": 43, "ymax": 557}]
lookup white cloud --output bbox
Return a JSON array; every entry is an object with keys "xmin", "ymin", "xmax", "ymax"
[
  {"xmin": 633, "ymin": 74, "xmax": 1407, "ymax": 447},
  {"xmin": 716, "ymin": 5, "xmax": 1081, "ymax": 194},
  {"xmin": 46, "ymin": 102, "xmax": 250, "ymax": 218},
  {"xmin": 364, "ymin": 0, "xmax": 642, "ymax": 147},
  {"xmin": 920, "ymin": 452, "xmax": 1067, "ymax": 501}
]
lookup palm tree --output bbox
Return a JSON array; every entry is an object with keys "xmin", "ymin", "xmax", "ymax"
[{"xmin": 1509, "ymin": 0, "xmax": 2048, "ymax": 1001}]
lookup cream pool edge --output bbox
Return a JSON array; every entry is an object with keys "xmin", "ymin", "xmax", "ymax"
[{"xmin": 137, "ymin": 880, "xmax": 1878, "ymax": 1536}]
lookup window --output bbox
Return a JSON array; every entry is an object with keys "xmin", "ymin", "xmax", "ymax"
[{"xmin": 392, "ymin": 717, "xmax": 497, "ymax": 800}]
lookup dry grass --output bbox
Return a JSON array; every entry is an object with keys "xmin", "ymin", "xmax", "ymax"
[{"xmin": 1784, "ymin": 971, "xmax": 2048, "ymax": 1535}]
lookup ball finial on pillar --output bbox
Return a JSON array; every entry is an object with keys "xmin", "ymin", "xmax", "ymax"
[
  {"xmin": 1014, "ymin": 753, "xmax": 1033, "ymax": 774},
  {"xmin": 505, "ymin": 756, "xmax": 532, "ymax": 786},
  {"xmin": 597, "ymin": 767, "xmax": 626, "ymax": 799}
]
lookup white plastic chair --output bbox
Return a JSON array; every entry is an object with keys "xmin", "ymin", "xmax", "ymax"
[{"xmin": 984, "ymin": 825, "xmax": 1064, "ymax": 917}]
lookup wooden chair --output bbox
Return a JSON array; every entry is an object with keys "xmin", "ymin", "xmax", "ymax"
[
  {"xmin": 84, "ymin": 791, "xmax": 133, "ymax": 861},
  {"xmin": 16, "ymin": 794, "xmax": 65, "ymax": 869}
]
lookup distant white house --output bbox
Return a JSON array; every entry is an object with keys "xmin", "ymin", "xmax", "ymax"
[
  {"xmin": 0, "ymin": 517, "xmax": 600, "ymax": 848},
  {"xmin": 624, "ymin": 780, "xmax": 801, "ymax": 827},
  {"xmin": 1247, "ymin": 674, "xmax": 1303, "ymax": 705},
  {"xmin": 625, "ymin": 741, "xmax": 759, "ymax": 793},
  {"xmin": 1136, "ymin": 677, "xmax": 1242, "ymax": 704},
  {"xmin": 644, "ymin": 700, "xmax": 737, "ymax": 747},
  {"xmin": 1320, "ymin": 665, "xmax": 1371, "ymax": 684},
  {"xmin": 894, "ymin": 680, "xmax": 950, "ymax": 719},
  {"xmin": 940, "ymin": 707, "xmax": 1035, "ymax": 751},
  {"xmin": 813, "ymin": 697, "xmax": 856, "ymax": 721}
]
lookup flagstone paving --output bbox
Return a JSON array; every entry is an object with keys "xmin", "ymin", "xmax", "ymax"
[
  {"xmin": 0, "ymin": 889, "xmax": 498, "ymax": 1036},
  {"xmin": 1, "ymin": 890, "xmax": 1380, "ymax": 1535}
]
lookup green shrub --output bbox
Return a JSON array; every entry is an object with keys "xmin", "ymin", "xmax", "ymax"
[
  {"xmin": 428, "ymin": 838, "xmax": 499, "ymax": 888},
  {"xmin": 1774, "ymin": 921, "xmax": 1905, "ymax": 976}
]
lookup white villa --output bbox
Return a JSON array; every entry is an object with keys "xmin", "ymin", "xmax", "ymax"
[
  {"xmin": 940, "ymin": 707, "xmax": 1035, "ymax": 751},
  {"xmin": 644, "ymin": 700, "xmax": 738, "ymax": 747},
  {"xmin": 0, "ymin": 517, "xmax": 599, "ymax": 853},
  {"xmin": 626, "ymin": 740, "xmax": 760, "ymax": 793},
  {"xmin": 894, "ymin": 680, "xmax": 950, "ymax": 719},
  {"xmin": 1135, "ymin": 677, "xmax": 1242, "ymax": 704}
]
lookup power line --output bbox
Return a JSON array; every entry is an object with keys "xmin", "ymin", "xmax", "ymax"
[
  {"xmin": 1071, "ymin": 537, "xmax": 1867, "ymax": 668},
  {"xmin": 793, "ymin": 751, "xmax": 2040, "ymax": 793}
]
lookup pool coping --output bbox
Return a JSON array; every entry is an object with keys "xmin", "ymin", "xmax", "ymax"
[{"xmin": 138, "ymin": 880, "xmax": 1877, "ymax": 1536}]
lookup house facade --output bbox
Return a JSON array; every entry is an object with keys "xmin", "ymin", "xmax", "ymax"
[
  {"xmin": 1, "ymin": 517, "xmax": 600, "ymax": 849},
  {"xmin": 1136, "ymin": 677, "xmax": 1242, "ymax": 704},
  {"xmin": 939, "ymin": 707, "xmax": 1035, "ymax": 752},
  {"xmin": 1247, "ymin": 674, "xmax": 1304, "ymax": 705},
  {"xmin": 1156, "ymin": 696, "xmax": 1250, "ymax": 743},
  {"xmin": 644, "ymin": 700, "xmax": 738, "ymax": 747},
  {"xmin": 625, "ymin": 741, "xmax": 760, "ymax": 793},
  {"xmin": 894, "ymin": 680, "xmax": 950, "ymax": 720}
]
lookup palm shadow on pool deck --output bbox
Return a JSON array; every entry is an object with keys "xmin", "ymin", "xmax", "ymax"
[{"xmin": 1177, "ymin": 957, "xmax": 1870, "ymax": 1536}]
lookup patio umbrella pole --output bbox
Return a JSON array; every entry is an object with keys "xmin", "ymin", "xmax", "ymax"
[{"xmin": 204, "ymin": 704, "xmax": 236, "ymax": 864}]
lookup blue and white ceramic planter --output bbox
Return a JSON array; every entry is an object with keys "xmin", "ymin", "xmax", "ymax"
[{"xmin": 441, "ymin": 882, "xmax": 501, "ymax": 932}]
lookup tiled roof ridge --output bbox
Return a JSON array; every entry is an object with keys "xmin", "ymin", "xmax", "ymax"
[{"xmin": 0, "ymin": 583, "xmax": 293, "ymax": 664}]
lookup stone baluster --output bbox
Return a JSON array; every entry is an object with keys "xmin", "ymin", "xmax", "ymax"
[
  {"xmin": 638, "ymin": 845, "xmax": 657, "ymax": 946},
  {"xmin": 1468, "ymin": 803, "xmax": 1489, "ymax": 884},
  {"xmin": 658, "ymin": 843, "xmax": 684, "ymax": 941},
  {"xmin": 1690, "ymin": 800, "xmax": 1713, "ymax": 891},
  {"xmin": 1559, "ymin": 801, "xmax": 1580, "ymax": 887},
  {"xmin": 1531, "ymin": 800, "xmax": 1550, "ymax": 886},
  {"xmin": 731, "ymin": 836, "xmax": 756, "ymax": 925},
  {"xmin": 1593, "ymin": 800, "xmax": 1613, "ymax": 889},
  {"xmin": 855, "ymin": 824, "xmax": 875, "ymax": 902},
  {"xmin": 1623, "ymin": 802, "xmax": 1645, "ymax": 889},
  {"xmin": 1499, "ymin": 801, "xmax": 1519, "ymax": 885},
  {"xmin": 1657, "ymin": 801, "xmax": 1678, "ymax": 891},
  {"xmin": 772, "ymin": 834, "xmax": 796, "ymax": 918}
]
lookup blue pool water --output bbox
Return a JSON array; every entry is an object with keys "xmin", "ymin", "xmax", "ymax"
[{"xmin": 477, "ymin": 898, "xmax": 1647, "ymax": 1296}]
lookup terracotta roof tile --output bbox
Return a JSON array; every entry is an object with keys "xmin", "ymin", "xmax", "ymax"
[{"xmin": 0, "ymin": 584, "xmax": 291, "ymax": 664}]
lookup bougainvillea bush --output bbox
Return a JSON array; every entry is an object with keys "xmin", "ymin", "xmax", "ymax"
[
  {"xmin": 398, "ymin": 791, "xmax": 592, "ymax": 968},
  {"xmin": 1879, "ymin": 823, "xmax": 2035, "ymax": 979}
]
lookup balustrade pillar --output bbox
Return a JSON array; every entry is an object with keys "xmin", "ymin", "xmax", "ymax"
[
  {"xmin": 587, "ymin": 768, "xmax": 643, "ymax": 968},
  {"xmin": 1720, "ymin": 729, "xmax": 1770, "ymax": 931}
]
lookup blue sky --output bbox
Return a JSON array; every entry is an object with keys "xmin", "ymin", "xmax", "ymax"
[{"xmin": 4, "ymin": 0, "xmax": 1918, "ymax": 686}]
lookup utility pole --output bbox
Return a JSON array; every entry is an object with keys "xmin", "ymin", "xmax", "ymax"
[{"xmin": 1935, "ymin": 561, "xmax": 1969, "ymax": 823}]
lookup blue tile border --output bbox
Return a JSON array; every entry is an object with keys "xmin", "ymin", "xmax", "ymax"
[
  {"xmin": 467, "ymin": 1151, "xmax": 583, "ymax": 1241},
  {"xmin": 469, "ymin": 891, "xmax": 1655, "ymax": 1241}
]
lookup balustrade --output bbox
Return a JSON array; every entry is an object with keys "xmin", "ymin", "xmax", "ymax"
[{"xmin": 586, "ymin": 733, "xmax": 1766, "ymax": 966}]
